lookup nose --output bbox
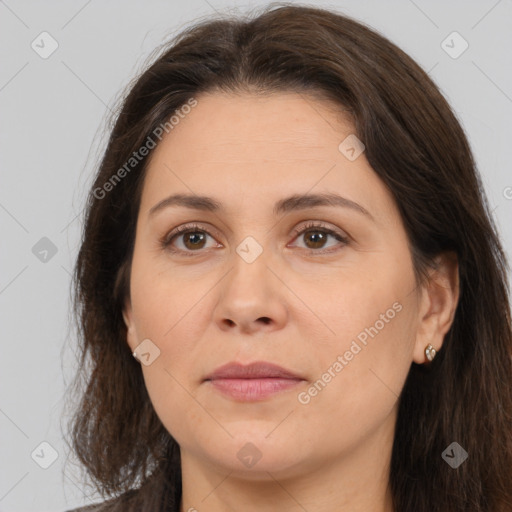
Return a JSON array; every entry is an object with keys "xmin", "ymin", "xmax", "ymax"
[{"xmin": 213, "ymin": 247, "xmax": 288, "ymax": 335}]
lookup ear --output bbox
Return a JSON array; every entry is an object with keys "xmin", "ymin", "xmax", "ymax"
[
  {"xmin": 122, "ymin": 298, "xmax": 138, "ymax": 353},
  {"xmin": 412, "ymin": 251, "xmax": 459, "ymax": 364}
]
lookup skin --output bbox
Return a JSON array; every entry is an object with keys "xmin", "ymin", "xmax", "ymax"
[{"xmin": 123, "ymin": 91, "xmax": 459, "ymax": 512}]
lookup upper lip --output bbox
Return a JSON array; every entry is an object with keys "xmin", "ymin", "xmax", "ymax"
[{"xmin": 205, "ymin": 361, "xmax": 303, "ymax": 381}]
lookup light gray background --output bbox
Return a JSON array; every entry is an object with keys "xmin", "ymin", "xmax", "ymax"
[{"xmin": 1, "ymin": 0, "xmax": 511, "ymax": 510}]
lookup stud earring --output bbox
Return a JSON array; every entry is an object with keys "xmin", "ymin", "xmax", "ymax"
[{"xmin": 425, "ymin": 343, "xmax": 437, "ymax": 363}]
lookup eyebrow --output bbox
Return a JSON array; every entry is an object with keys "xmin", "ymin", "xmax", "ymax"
[{"xmin": 148, "ymin": 192, "xmax": 373, "ymax": 220}]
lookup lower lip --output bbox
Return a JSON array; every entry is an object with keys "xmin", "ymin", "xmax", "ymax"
[{"xmin": 207, "ymin": 378, "xmax": 303, "ymax": 401}]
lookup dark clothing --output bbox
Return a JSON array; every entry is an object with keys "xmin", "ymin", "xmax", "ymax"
[{"xmin": 65, "ymin": 471, "xmax": 181, "ymax": 511}]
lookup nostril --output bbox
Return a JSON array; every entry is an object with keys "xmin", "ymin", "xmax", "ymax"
[{"xmin": 222, "ymin": 317, "xmax": 271, "ymax": 328}]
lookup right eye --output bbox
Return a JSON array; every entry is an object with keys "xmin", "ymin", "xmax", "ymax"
[{"xmin": 160, "ymin": 223, "xmax": 222, "ymax": 255}]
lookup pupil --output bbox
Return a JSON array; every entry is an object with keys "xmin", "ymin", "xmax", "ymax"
[
  {"xmin": 187, "ymin": 232, "xmax": 204, "ymax": 247},
  {"xmin": 307, "ymin": 231, "xmax": 325, "ymax": 248}
]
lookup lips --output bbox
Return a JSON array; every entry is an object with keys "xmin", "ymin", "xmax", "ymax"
[
  {"xmin": 204, "ymin": 361, "xmax": 305, "ymax": 401},
  {"xmin": 205, "ymin": 361, "xmax": 302, "ymax": 381}
]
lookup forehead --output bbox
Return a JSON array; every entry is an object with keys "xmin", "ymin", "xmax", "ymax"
[
  {"xmin": 152, "ymin": 91, "xmax": 352, "ymax": 163},
  {"xmin": 138, "ymin": 91, "xmax": 394, "ymax": 223}
]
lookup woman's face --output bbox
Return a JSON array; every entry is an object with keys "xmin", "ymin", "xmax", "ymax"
[{"xmin": 123, "ymin": 91, "xmax": 433, "ymax": 479}]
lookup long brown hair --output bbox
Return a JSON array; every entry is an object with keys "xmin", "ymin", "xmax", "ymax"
[{"xmin": 65, "ymin": 3, "xmax": 512, "ymax": 510}]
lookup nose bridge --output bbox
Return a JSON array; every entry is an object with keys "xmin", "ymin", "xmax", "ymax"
[
  {"xmin": 213, "ymin": 231, "xmax": 288, "ymax": 332},
  {"xmin": 226, "ymin": 233, "xmax": 273, "ymax": 301}
]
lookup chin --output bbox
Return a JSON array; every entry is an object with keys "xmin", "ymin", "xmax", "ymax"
[{"xmin": 194, "ymin": 434, "xmax": 312, "ymax": 480}]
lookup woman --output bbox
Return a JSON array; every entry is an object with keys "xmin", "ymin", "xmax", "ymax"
[{"xmin": 65, "ymin": 3, "xmax": 512, "ymax": 511}]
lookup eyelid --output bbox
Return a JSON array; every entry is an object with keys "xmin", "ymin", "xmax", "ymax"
[
  {"xmin": 163, "ymin": 222, "xmax": 220, "ymax": 243},
  {"xmin": 290, "ymin": 220, "xmax": 349, "ymax": 241}
]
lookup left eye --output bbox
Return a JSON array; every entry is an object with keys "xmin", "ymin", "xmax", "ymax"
[
  {"xmin": 161, "ymin": 222, "xmax": 349, "ymax": 255},
  {"xmin": 290, "ymin": 223, "xmax": 348, "ymax": 252}
]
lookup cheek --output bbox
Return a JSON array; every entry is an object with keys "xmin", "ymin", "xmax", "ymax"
[
  {"xmin": 294, "ymin": 300, "xmax": 417, "ymax": 455},
  {"xmin": 140, "ymin": 365, "xmax": 205, "ymax": 452},
  {"xmin": 307, "ymin": 258, "xmax": 415, "ymax": 353},
  {"xmin": 313, "ymin": 296, "xmax": 415, "ymax": 398},
  {"xmin": 301, "ymin": 255, "xmax": 418, "ymax": 410},
  {"xmin": 129, "ymin": 249, "xmax": 208, "ymax": 345},
  {"xmin": 129, "ymin": 255, "xmax": 218, "ymax": 434}
]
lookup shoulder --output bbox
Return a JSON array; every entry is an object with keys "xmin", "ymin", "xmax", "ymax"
[
  {"xmin": 65, "ymin": 500, "xmax": 116, "ymax": 511},
  {"xmin": 64, "ymin": 467, "xmax": 180, "ymax": 511},
  {"xmin": 65, "ymin": 490, "xmax": 138, "ymax": 511},
  {"xmin": 65, "ymin": 504, "xmax": 108, "ymax": 512}
]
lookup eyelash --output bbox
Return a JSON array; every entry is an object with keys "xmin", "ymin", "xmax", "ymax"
[{"xmin": 160, "ymin": 221, "xmax": 349, "ymax": 257}]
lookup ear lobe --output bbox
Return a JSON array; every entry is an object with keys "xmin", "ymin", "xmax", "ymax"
[{"xmin": 412, "ymin": 251, "xmax": 460, "ymax": 364}]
